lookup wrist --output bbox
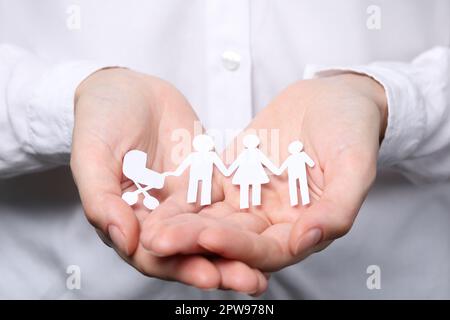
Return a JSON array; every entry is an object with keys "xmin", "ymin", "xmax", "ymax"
[
  {"xmin": 74, "ymin": 67, "xmax": 141, "ymax": 104},
  {"xmin": 360, "ymin": 75, "xmax": 388, "ymax": 141},
  {"xmin": 330, "ymin": 73, "xmax": 388, "ymax": 141}
]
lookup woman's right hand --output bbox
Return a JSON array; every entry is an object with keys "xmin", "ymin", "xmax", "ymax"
[{"xmin": 71, "ymin": 68, "xmax": 268, "ymax": 294}]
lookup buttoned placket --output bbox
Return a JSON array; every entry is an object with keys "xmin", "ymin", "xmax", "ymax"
[{"xmin": 204, "ymin": 0, "xmax": 253, "ymax": 151}]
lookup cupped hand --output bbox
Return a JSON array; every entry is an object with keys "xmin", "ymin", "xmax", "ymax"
[
  {"xmin": 141, "ymin": 73, "xmax": 387, "ymax": 275},
  {"xmin": 71, "ymin": 68, "xmax": 268, "ymax": 294}
]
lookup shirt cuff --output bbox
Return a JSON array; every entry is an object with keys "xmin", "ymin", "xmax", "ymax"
[
  {"xmin": 303, "ymin": 64, "xmax": 426, "ymax": 168},
  {"xmin": 26, "ymin": 61, "xmax": 109, "ymax": 163}
]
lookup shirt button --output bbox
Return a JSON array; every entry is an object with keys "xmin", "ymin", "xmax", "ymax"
[{"xmin": 221, "ymin": 50, "xmax": 241, "ymax": 71}]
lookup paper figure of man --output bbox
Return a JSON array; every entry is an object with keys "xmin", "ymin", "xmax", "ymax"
[
  {"xmin": 168, "ymin": 134, "xmax": 229, "ymax": 205},
  {"xmin": 278, "ymin": 140, "xmax": 315, "ymax": 206}
]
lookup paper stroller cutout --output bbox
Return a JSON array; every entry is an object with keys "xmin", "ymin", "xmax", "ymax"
[{"xmin": 121, "ymin": 150, "xmax": 166, "ymax": 210}]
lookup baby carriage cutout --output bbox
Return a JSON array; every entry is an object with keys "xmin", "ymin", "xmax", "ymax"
[{"xmin": 121, "ymin": 150, "xmax": 166, "ymax": 210}]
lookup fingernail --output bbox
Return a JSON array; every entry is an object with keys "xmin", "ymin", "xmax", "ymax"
[
  {"xmin": 295, "ymin": 228, "xmax": 322, "ymax": 256},
  {"xmin": 108, "ymin": 225, "xmax": 129, "ymax": 256}
]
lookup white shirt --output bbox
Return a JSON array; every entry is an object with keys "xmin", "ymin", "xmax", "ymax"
[{"xmin": 0, "ymin": 0, "xmax": 449, "ymax": 299}]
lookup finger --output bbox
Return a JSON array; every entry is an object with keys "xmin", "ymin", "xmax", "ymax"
[
  {"xmin": 132, "ymin": 246, "xmax": 268, "ymax": 293},
  {"xmin": 142, "ymin": 192, "xmax": 197, "ymax": 229},
  {"xmin": 140, "ymin": 199, "xmax": 235, "ymax": 255},
  {"xmin": 142, "ymin": 214, "xmax": 213, "ymax": 256},
  {"xmin": 199, "ymin": 200, "xmax": 239, "ymax": 219},
  {"xmin": 140, "ymin": 165, "xmax": 228, "ymax": 254},
  {"xmin": 289, "ymin": 149, "xmax": 376, "ymax": 257},
  {"xmin": 130, "ymin": 249, "xmax": 222, "ymax": 290},
  {"xmin": 221, "ymin": 212, "xmax": 270, "ymax": 233},
  {"xmin": 200, "ymin": 201, "xmax": 271, "ymax": 232},
  {"xmin": 252, "ymin": 270, "xmax": 270, "ymax": 297},
  {"xmin": 165, "ymin": 256, "xmax": 221, "ymax": 290},
  {"xmin": 71, "ymin": 139, "xmax": 140, "ymax": 256},
  {"xmin": 139, "ymin": 194, "xmax": 205, "ymax": 253},
  {"xmin": 214, "ymin": 259, "xmax": 269, "ymax": 295},
  {"xmin": 198, "ymin": 223, "xmax": 293, "ymax": 271},
  {"xmin": 142, "ymin": 208, "xmax": 269, "ymax": 257}
]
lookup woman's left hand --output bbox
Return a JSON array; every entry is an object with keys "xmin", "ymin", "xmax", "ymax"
[{"xmin": 140, "ymin": 74, "xmax": 387, "ymax": 277}]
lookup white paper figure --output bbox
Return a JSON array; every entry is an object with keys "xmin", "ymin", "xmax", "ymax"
[
  {"xmin": 228, "ymin": 134, "xmax": 279, "ymax": 209},
  {"xmin": 121, "ymin": 150, "xmax": 166, "ymax": 210},
  {"xmin": 166, "ymin": 134, "xmax": 229, "ymax": 206},
  {"xmin": 278, "ymin": 140, "xmax": 315, "ymax": 206}
]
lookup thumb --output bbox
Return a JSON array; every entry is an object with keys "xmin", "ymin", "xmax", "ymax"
[
  {"xmin": 71, "ymin": 139, "xmax": 140, "ymax": 256},
  {"xmin": 289, "ymin": 149, "xmax": 376, "ymax": 257}
]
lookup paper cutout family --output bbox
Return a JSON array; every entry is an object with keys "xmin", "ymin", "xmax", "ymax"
[{"xmin": 121, "ymin": 134, "xmax": 315, "ymax": 210}]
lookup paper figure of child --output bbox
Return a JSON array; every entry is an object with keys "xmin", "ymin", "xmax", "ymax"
[
  {"xmin": 121, "ymin": 150, "xmax": 167, "ymax": 210},
  {"xmin": 167, "ymin": 134, "xmax": 229, "ymax": 206},
  {"xmin": 228, "ymin": 134, "xmax": 279, "ymax": 209},
  {"xmin": 278, "ymin": 140, "xmax": 315, "ymax": 206}
]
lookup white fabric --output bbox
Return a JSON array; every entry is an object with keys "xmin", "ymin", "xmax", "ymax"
[
  {"xmin": 0, "ymin": 0, "xmax": 449, "ymax": 299},
  {"xmin": 304, "ymin": 47, "xmax": 450, "ymax": 183}
]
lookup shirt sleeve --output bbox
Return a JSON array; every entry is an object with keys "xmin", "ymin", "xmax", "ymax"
[
  {"xmin": 0, "ymin": 43, "xmax": 108, "ymax": 178},
  {"xmin": 303, "ymin": 46, "xmax": 450, "ymax": 184}
]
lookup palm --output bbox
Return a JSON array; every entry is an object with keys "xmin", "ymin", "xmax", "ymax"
[{"xmin": 142, "ymin": 76, "xmax": 383, "ymax": 273}]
